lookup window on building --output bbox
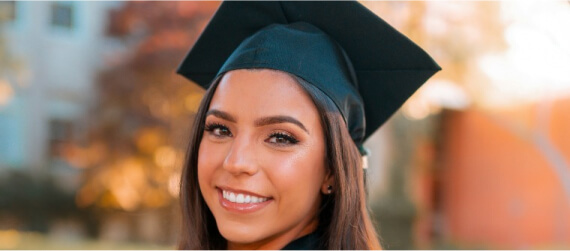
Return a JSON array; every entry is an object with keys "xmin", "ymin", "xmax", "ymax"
[
  {"xmin": 0, "ymin": 1, "xmax": 16, "ymax": 22},
  {"xmin": 50, "ymin": 2, "xmax": 74, "ymax": 29}
]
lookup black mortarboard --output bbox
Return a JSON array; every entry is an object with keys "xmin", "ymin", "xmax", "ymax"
[{"xmin": 177, "ymin": 1, "xmax": 440, "ymax": 145}]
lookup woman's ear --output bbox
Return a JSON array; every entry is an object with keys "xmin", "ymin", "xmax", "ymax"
[{"xmin": 321, "ymin": 171, "xmax": 335, "ymax": 195}]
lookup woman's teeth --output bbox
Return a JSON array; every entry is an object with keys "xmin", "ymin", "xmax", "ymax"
[{"xmin": 222, "ymin": 190, "xmax": 268, "ymax": 204}]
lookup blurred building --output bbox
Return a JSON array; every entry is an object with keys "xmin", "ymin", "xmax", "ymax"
[
  {"xmin": 0, "ymin": 1, "xmax": 121, "ymax": 185},
  {"xmin": 0, "ymin": 2, "xmax": 126, "ymax": 245},
  {"xmin": 437, "ymin": 99, "xmax": 570, "ymax": 249}
]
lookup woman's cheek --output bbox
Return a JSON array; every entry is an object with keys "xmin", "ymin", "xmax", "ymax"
[
  {"xmin": 199, "ymin": 138, "xmax": 229, "ymax": 164},
  {"xmin": 265, "ymin": 147, "xmax": 324, "ymax": 195},
  {"xmin": 197, "ymin": 140, "xmax": 225, "ymax": 190}
]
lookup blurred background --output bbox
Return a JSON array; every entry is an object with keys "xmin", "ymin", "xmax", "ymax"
[{"xmin": 0, "ymin": 1, "xmax": 569, "ymax": 249}]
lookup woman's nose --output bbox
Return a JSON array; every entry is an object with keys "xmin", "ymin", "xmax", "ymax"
[{"xmin": 222, "ymin": 135, "xmax": 259, "ymax": 176}]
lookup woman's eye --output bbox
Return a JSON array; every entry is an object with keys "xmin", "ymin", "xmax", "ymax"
[
  {"xmin": 266, "ymin": 132, "xmax": 299, "ymax": 146},
  {"xmin": 204, "ymin": 123, "xmax": 232, "ymax": 137}
]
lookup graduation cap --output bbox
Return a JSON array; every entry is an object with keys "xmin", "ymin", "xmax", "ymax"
[{"xmin": 177, "ymin": 1, "xmax": 440, "ymax": 146}]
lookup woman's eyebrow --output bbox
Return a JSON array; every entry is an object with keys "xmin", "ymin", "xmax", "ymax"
[
  {"xmin": 254, "ymin": 116, "xmax": 309, "ymax": 134},
  {"xmin": 206, "ymin": 109, "xmax": 236, "ymax": 122}
]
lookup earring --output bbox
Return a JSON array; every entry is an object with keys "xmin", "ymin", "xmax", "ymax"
[{"xmin": 327, "ymin": 185, "xmax": 333, "ymax": 194}]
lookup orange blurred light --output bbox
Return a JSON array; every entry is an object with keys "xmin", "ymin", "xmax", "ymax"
[
  {"xmin": 184, "ymin": 92, "xmax": 203, "ymax": 113},
  {"xmin": 109, "ymin": 183, "xmax": 140, "ymax": 211},
  {"xmin": 0, "ymin": 79, "xmax": 14, "ymax": 108},
  {"xmin": 143, "ymin": 188, "xmax": 169, "ymax": 208},
  {"xmin": 135, "ymin": 128, "xmax": 166, "ymax": 154},
  {"xmin": 76, "ymin": 180, "xmax": 102, "ymax": 208},
  {"xmin": 154, "ymin": 146, "xmax": 177, "ymax": 169},
  {"xmin": 0, "ymin": 230, "xmax": 20, "ymax": 249}
]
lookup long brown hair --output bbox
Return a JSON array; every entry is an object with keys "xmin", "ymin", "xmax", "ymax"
[{"xmin": 178, "ymin": 70, "xmax": 381, "ymax": 249}]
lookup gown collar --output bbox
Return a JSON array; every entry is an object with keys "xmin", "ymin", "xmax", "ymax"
[{"xmin": 281, "ymin": 231, "xmax": 321, "ymax": 250}]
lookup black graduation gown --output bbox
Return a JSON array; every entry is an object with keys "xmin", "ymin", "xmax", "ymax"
[{"xmin": 281, "ymin": 231, "xmax": 321, "ymax": 250}]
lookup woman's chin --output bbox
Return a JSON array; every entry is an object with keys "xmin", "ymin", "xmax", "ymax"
[{"xmin": 217, "ymin": 221, "xmax": 265, "ymax": 243}]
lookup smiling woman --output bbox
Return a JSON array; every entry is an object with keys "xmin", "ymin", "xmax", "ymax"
[
  {"xmin": 199, "ymin": 69, "xmax": 329, "ymax": 249},
  {"xmin": 176, "ymin": 1, "xmax": 439, "ymax": 250}
]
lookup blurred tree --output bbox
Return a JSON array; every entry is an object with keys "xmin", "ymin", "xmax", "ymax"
[{"xmin": 64, "ymin": 1, "xmax": 220, "ymax": 242}]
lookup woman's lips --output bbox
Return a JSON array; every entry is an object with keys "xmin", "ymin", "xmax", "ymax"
[{"xmin": 217, "ymin": 187, "xmax": 273, "ymax": 213}]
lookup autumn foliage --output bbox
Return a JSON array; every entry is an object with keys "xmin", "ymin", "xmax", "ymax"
[{"xmin": 69, "ymin": 2, "xmax": 220, "ymax": 211}]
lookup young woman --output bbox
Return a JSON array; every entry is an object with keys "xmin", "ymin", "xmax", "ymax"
[{"xmin": 176, "ymin": 1, "xmax": 440, "ymax": 249}]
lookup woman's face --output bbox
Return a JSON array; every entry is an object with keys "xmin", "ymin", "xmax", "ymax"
[{"xmin": 198, "ymin": 69, "xmax": 330, "ymax": 249}]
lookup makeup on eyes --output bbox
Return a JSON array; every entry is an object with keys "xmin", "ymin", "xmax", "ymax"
[
  {"xmin": 204, "ymin": 122, "xmax": 232, "ymax": 138},
  {"xmin": 266, "ymin": 131, "xmax": 299, "ymax": 145},
  {"xmin": 203, "ymin": 120, "xmax": 301, "ymax": 146}
]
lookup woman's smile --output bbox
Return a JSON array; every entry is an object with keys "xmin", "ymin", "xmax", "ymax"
[{"xmin": 217, "ymin": 187, "xmax": 274, "ymax": 213}]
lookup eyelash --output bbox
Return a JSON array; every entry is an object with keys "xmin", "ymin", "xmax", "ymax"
[
  {"xmin": 267, "ymin": 132, "xmax": 299, "ymax": 145},
  {"xmin": 204, "ymin": 122, "xmax": 232, "ymax": 137},
  {"xmin": 203, "ymin": 122, "xmax": 299, "ymax": 146}
]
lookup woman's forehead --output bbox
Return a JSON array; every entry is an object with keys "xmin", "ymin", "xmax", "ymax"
[{"xmin": 208, "ymin": 69, "xmax": 320, "ymax": 123}]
